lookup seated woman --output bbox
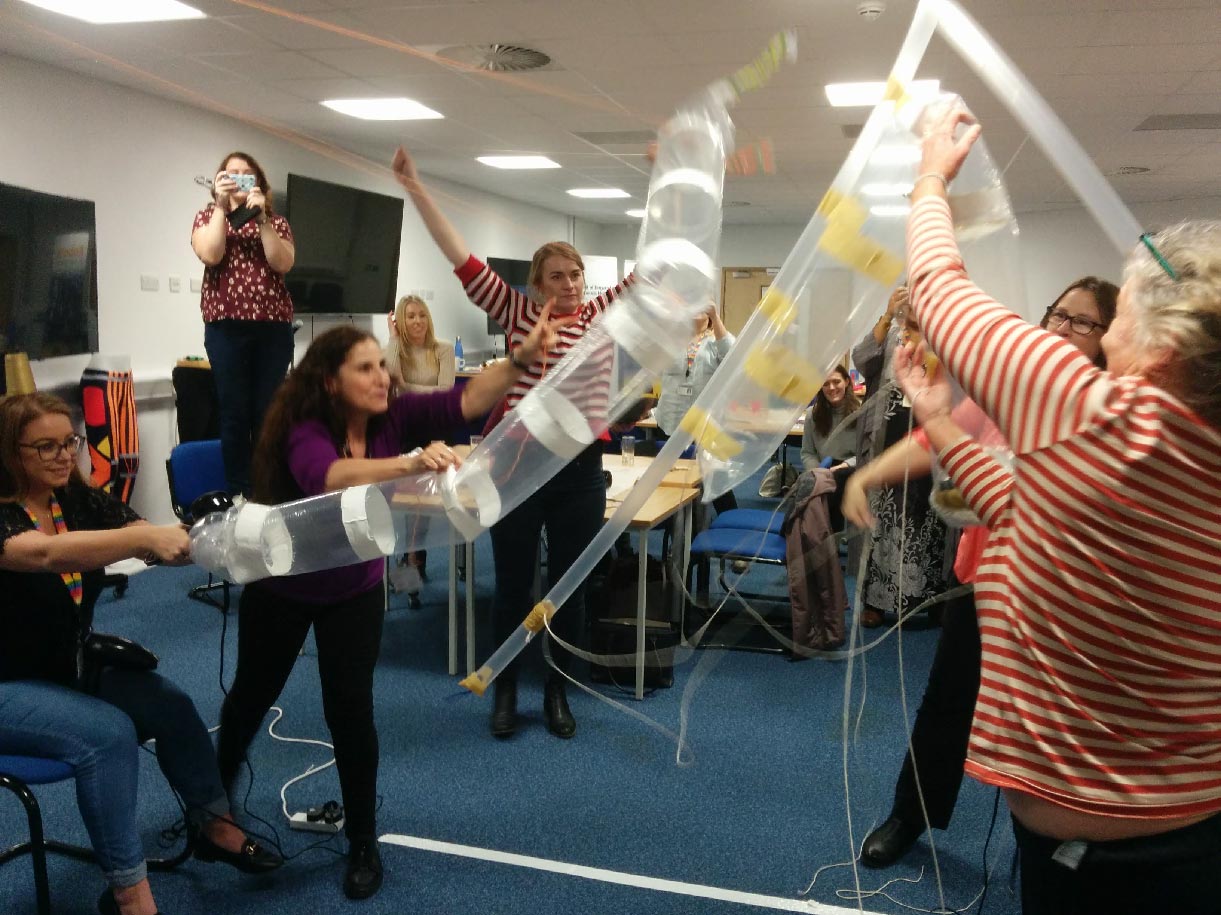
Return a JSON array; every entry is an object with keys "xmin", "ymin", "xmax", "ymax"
[
  {"xmin": 383, "ymin": 294, "xmax": 457, "ymax": 605},
  {"xmin": 904, "ymin": 108, "xmax": 1221, "ymax": 914},
  {"xmin": 799, "ymin": 363, "xmax": 861, "ymax": 531},
  {"xmin": 0, "ymin": 392, "xmax": 280, "ymax": 915},
  {"xmin": 215, "ymin": 312, "xmax": 565, "ymax": 900}
]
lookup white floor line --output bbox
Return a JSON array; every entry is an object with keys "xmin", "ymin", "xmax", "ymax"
[{"xmin": 380, "ymin": 833, "xmax": 882, "ymax": 915}]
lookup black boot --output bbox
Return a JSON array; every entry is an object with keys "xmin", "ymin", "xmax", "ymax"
[
  {"xmin": 860, "ymin": 815, "xmax": 922, "ymax": 868},
  {"xmin": 490, "ymin": 678, "xmax": 517, "ymax": 738},
  {"xmin": 344, "ymin": 836, "xmax": 383, "ymax": 900},
  {"xmin": 543, "ymin": 677, "xmax": 576, "ymax": 739}
]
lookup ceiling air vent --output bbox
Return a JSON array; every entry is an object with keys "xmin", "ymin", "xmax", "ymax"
[
  {"xmin": 1109, "ymin": 166, "xmax": 1151, "ymax": 176},
  {"xmin": 572, "ymin": 130, "xmax": 657, "ymax": 150},
  {"xmin": 436, "ymin": 43, "xmax": 552, "ymax": 72},
  {"xmin": 1135, "ymin": 114, "xmax": 1221, "ymax": 131}
]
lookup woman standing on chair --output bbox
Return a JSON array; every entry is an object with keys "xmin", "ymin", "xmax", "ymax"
[
  {"xmin": 191, "ymin": 151, "xmax": 296, "ymax": 497},
  {"xmin": 393, "ymin": 145, "xmax": 637, "ymax": 741},
  {"xmin": 384, "ymin": 294, "xmax": 456, "ymax": 605},
  {"xmin": 0, "ymin": 393, "xmax": 280, "ymax": 915},
  {"xmin": 215, "ymin": 315, "xmax": 561, "ymax": 900}
]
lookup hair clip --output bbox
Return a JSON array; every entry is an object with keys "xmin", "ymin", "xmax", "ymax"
[{"xmin": 1139, "ymin": 233, "xmax": 1178, "ymax": 281}]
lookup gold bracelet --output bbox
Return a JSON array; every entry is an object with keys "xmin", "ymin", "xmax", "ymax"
[{"xmin": 913, "ymin": 172, "xmax": 948, "ymax": 192}]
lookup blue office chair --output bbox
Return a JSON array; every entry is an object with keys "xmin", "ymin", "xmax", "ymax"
[
  {"xmin": 682, "ymin": 526, "xmax": 789, "ymax": 652},
  {"xmin": 166, "ymin": 439, "xmax": 231, "ymax": 612},
  {"xmin": 1, "ymin": 754, "xmax": 192, "ymax": 915}
]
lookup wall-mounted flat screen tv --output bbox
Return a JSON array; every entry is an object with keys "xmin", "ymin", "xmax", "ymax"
[
  {"xmin": 0, "ymin": 180, "xmax": 98, "ymax": 361},
  {"xmin": 485, "ymin": 256, "xmax": 532, "ymax": 336},
  {"xmin": 284, "ymin": 174, "xmax": 404, "ymax": 314}
]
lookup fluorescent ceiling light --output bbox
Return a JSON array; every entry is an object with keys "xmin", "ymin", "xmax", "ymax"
[
  {"xmin": 870, "ymin": 204, "xmax": 912, "ymax": 218},
  {"xmin": 625, "ymin": 209, "xmax": 647, "ymax": 218},
  {"xmin": 870, "ymin": 145, "xmax": 920, "ymax": 165},
  {"xmin": 861, "ymin": 182, "xmax": 913, "ymax": 197},
  {"xmin": 824, "ymin": 79, "xmax": 939, "ymax": 107},
  {"xmin": 476, "ymin": 156, "xmax": 560, "ymax": 170},
  {"xmin": 321, "ymin": 98, "xmax": 443, "ymax": 121},
  {"xmin": 566, "ymin": 188, "xmax": 630, "ymax": 199},
  {"xmin": 16, "ymin": 0, "xmax": 204, "ymax": 22}
]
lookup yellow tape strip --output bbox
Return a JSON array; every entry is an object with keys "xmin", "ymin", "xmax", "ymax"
[
  {"xmin": 679, "ymin": 407, "xmax": 743, "ymax": 462},
  {"xmin": 816, "ymin": 221, "xmax": 905, "ymax": 286},
  {"xmin": 729, "ymin": 30, "xmax": 795, "ymax": 96},
  {"xmin": 459, "ymin": 665, "xmax": 493, "ymax": 696},
  {"xmin": 744, "ymin": 345, "xmax": 823, "ymax": 406},
  {"xmin": 758, "ymin": 287, "xmax": 798, "ymax": 332},
  {"xmin": 816, "ymin": 189, "xmax": 866, "ymax": 233},
  {"xmin": 523, "ymin": 599, "xmax": 556, "ymax": 634},
  {"xmin": 883, "ymin": 74, "xmax": 911, "ymax": 110}
]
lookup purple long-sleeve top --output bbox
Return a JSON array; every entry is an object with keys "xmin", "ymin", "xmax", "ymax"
[{"xmin": 257, "ymin": 387, "xmax": 465, "ymax": 603}]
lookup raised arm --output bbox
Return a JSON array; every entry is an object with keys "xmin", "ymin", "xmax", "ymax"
[
  {"xmin": 907, "ymin": 109, "xmax": 1109, "ymax": 455},
  {"xmin": 392, "ymin": 146, "xmax": 470, "ymax": 269}
]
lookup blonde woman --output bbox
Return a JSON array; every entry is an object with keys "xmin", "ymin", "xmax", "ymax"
[{"xmin": 385, "ymin": 295, "xmax": 456, "ymax": 396}]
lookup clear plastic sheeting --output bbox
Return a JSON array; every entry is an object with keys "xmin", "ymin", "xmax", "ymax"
[{"xmin": 190, "ymin": 33, "xmax": 800, "ymax": 591}]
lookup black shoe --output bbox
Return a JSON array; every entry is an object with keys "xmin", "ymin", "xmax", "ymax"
[
  {"xmin": 344, "ymin": 837, "xmax": 383, "ymax": 900},
  {"xmin": 407, "ymin": 591, "xmax": 422, "ymax": 610},
  {"xmin": 193, "ymin": 831, "xmax": 284, "ymax": 874},
  {"xmin": 860, "ymin": 815, "xmax": 922, "ymax": 868},
  {"xmin": 98, "ymin": 888, "xmax": 162, "ymax": 915},
  {"xmin": 543, "ymin": 678, "xmax": 576, "ymax": 739},
  {"xmin": 490, "ymin": 679, "xmax": 517, "ymax": 738}
]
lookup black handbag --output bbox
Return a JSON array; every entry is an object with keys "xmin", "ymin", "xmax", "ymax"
[{"xmin": 80, "ymin": 632, "xmax": 158, "ymax": 694}]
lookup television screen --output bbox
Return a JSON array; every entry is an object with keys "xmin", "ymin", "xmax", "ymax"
[
  {"xmin": 284, "ymin": 174, "xmax": 404, "ymax": 314},
  {"xmin": 486, "ymin": 256, "xmax": 532, "ymax": 336},
  {"xmin": 0, "ymin": 180, "xmax": 98, "ymax": 361}
]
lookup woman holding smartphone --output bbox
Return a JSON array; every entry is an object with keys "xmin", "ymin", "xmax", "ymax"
[{"xmin": 190, "ymin": 151, "xmax": 296, "ymax": 496}]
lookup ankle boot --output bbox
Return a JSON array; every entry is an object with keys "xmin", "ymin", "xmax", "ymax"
[
  {"xmin": 344, "ymin": 836, "xmax": 383, "ymax": 900},
  {"xmin": 543, "ymin": 677, "xmax": 576, "ymax": 738},
  {"xmin": 490, "ymin": 678, "xmax": 517, "ymax": 738}
]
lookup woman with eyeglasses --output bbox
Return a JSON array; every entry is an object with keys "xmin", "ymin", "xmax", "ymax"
[
  {"xmin": 0, "ymin": 393, "xmax": 281, "ymax": 915},
  {"xmin": 844, "ymin": 275, "xmax": 1117, "ymax": 869},
  {"xmin": 898, "ymin": 107, "xmax": 1221, "ymax": 915}
]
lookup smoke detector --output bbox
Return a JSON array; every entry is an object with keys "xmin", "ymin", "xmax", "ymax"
[
  {"xmin": 436, "ymin": 43, "xmax": 553, "ymax": 72},
  {"xmin": 857, "ymin": 1, "xmax": 886, "ymax": 20}
]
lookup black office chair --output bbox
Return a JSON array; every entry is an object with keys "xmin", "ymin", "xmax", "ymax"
[
  {"xmin": 166, "ymin": 439, "xmax": 231, "ymax": 612},
  {"xmin": 1, "ymin": 754, "xmax": 191, "ymax": 915}
]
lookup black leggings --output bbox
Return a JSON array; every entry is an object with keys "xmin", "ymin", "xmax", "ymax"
[
  {"xmin": 216, "ymin": 583, "xmax": 385, "ymax": 838},
  {"xmin": 490, "ymin": 443, "xmax": 606, "ymax": 680},
  {"xmin": 1012, "ymin": 811, "xmax": 1221, "ymax": 915}
]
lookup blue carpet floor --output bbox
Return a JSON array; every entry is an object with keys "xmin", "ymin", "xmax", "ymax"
[{"xmin": 1, "ymin": 474, "xmax": 1020, "ymax": 915}]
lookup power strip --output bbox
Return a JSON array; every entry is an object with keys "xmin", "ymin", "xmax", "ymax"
[{"xmin": 289, "ymin": 811, "xmax": 344, "ymax": 834}]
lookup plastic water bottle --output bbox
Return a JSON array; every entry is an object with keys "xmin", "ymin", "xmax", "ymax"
[{"xmin": 454, "ymin": 336, "xmax": 465, "ymax": 371}]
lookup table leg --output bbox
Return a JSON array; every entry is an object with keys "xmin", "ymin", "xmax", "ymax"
[
  {"xmin": 448, "ymin": 541, "xmax": 458, "ymax": 676},
  {"xmin": 465, "ymin": 540, "xmax": 476, "ymax": 674},
  {"xmin": 636, "ymin": 530, "xmax": 648, "ymax": 699}
]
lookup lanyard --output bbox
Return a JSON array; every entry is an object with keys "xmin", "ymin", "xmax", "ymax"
[{"xmin": 23, "ymin": 494, "xmax": 83, "ymax": 606}]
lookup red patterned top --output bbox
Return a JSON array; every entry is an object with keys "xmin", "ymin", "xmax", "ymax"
[{"xmin": 192, "ymin": 205, "xmax": 294, "ymax": 323}]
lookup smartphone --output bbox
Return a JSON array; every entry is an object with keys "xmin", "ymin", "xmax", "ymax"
[{"xmin": 229, "ymin": 173, "xmax": 257, "ymax": 192}]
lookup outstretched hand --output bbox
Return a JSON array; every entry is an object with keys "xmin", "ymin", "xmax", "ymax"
[
  {"xmin": 516, "ymin": 299, "xmax": 578, "ymax": 366},
  {"xmin": 919, "ymin": 106, "xmax": 982, "ymax": 184},
  {"xmin": 391, "ymin": 146, "xmax": 421, "ymax": 192},
  {"xmin": 894, "ymin": 339, "xmax": 953, "ymax": 425}
]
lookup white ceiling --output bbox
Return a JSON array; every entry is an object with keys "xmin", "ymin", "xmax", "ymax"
[{"xmin": 2, "ymin": 0, "xmax": 1218, "ymax": 225}]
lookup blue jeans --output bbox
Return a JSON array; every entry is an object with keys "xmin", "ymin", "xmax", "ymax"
[
  {"xmin": 203, "ymin": 319, "xmax": 294, "ymax": 496},
  {"xmin": 0, "ymin": 672, "xmax": 228, "ymax": 888}
]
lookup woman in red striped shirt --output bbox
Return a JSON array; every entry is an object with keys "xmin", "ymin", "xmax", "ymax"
[
  {"xmin": 392, "ymin": 147, "xmax": 635, "ymax": 740},
  {"xmin": 903, "ymin": 109, "xmax": 1221, "ymax": 914}
]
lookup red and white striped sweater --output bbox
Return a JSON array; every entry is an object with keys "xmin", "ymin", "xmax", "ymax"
[
  {"xmin": 908, "ymin": 196, "xmax": 1221, "ymax": 819},
  {"xmin": 453, "ymin": 255, "xmax": 635, "ymax": 413}
]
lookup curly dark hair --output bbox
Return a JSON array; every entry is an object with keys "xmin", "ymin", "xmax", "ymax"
[{"xmin": 250, "ymin": 326, "xmax": 377, "ymax": 504}]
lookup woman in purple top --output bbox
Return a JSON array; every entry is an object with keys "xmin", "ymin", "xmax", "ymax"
[{"xmin": 214, "ymin": 314, "xmax": 564, "ymax": 901}]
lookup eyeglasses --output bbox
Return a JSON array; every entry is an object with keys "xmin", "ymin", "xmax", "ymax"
[
  {"xmin": 1044, "ymin": 308, "xmax": 1103, "ymax": 336},
  {"xmin": 19, "ymin": 434, "xmax": 86, "ymax": 462}
]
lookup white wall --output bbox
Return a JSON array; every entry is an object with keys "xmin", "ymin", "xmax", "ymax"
[{"xmin": 0, "ymin": 54, "xmax": 608, "ymax": 522}]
